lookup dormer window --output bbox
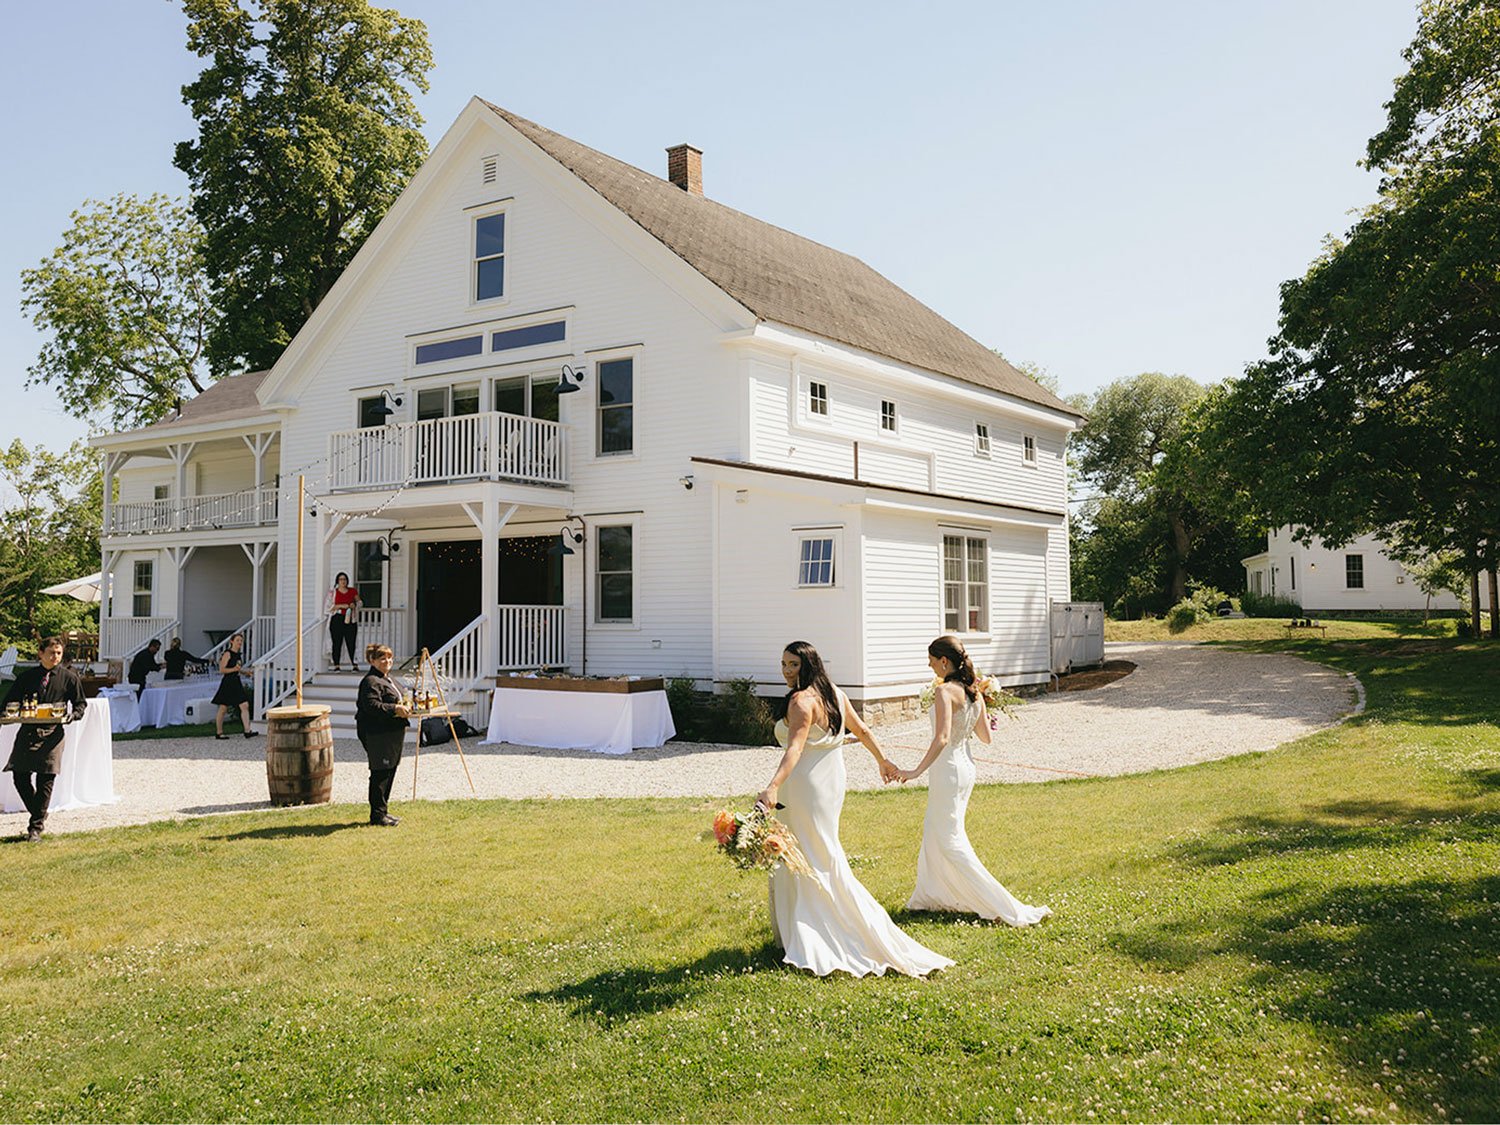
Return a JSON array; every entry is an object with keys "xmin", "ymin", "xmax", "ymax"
[{"xmin": 475, "ymin": 212, "xmax": 505, "ymax": 301}]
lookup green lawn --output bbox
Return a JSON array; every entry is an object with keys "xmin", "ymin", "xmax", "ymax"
[{"xmin": 2, "ymin": 627, "xmax": 1497, "ymax": 1123}]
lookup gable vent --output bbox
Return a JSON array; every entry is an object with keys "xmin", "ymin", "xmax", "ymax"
[{"xmin": 481, "ymin": 155, "xmax": 498, "ymax": 184}]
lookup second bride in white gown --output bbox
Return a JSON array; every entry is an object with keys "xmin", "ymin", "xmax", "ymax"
[
  {"xmin": 756, "ymin": 641, "xmax": 953, "ymax": 978},
  {"xmin": 893, "ymin": 634, "xmax": 1051, "ymax": 927}
]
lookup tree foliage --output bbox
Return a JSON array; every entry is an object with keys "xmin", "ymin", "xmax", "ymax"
[
  {"xmin": 1070, "ymin": 374, "xmax": 1260, "ymax": 615},
  {"xmin": 20, "ymin": 193, "xmax": 218, "ymax": 430},
  {"xmin": 0, "ymin": 441, "xmax": 102, "ymax": 650},
  {"xmin": 175, "ymin": 0, "xmax": 433, "ymax": 373},
  {"xmin": 1208, "ymin": 0, "xmax": 1499, "ymax": 607}
]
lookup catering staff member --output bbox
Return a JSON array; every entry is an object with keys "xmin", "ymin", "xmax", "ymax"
[
  {"xmin": 128, "ymin": 639, "xmax": 162, "ymax": 698},
  {"xmin": 355, "ymin": 643, "xmax": 410, "ymax": 826},
  {"xmin": 162, "ymin": 637, "xmax": 204, "ymax": 680},
  {"xmin": 2, "ymin": 636, "xmax": 87, "ymax": 842}
]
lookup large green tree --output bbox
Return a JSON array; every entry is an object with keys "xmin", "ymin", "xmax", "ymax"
[
  {"xmin": 175, "ymin": 0, "xmax": 432, "ymax": 373},
  {"xmin": 1209, "ymin": 0, "xmax": 1499, "ymax": 630},
  {"xmin": 1071, "ymin": 373, "xmax": 1261, "ymax": 614},
  {"xmin": 20, "ymin": 193, "xmax": 218, "ymax": 430},
  {"xmin": 0, "ymin": 441, "xmax": 102, "ymax": 649}
]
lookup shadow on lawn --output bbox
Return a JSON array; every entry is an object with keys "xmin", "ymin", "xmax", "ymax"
[
  {"xmin": 209, "ymin": 822, "xmax": 365, "ymax": 841},
  {"xmin": 1115, "ymin": 799, "xmax": 1500, "ymax": 1121},
  {"xmin": 524, "ymin": 942, "xmax": 783, "ymax": 1027}
]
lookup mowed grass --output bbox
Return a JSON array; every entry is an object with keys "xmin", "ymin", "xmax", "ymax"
[
  {"xmin": 2, "ymin": 628, "xmax": 1498, "ymax": 1123},
  {"xmin": 1104, "ymin": 614, "xmax": 1475, "ymax": 643}
]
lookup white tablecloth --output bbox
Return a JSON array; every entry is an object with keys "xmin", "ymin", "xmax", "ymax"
[
  {"xmin": 1, "ymin": 698, "xmax": 118, "ymax": 813},
  {"xmin": 137, "ymin": 677, "xmax": 221, "ymax": 728},
  {"xmin": 97, "ymin": 686, "xmax": 141, "ymax": 733},
  {"xmin": 483, "ymin": 687, "xmax": 675, "ymax": 755}
]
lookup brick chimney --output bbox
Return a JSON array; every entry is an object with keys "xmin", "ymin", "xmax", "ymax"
[{"xmin": 666, "ymin": 144, "xmax": 703, "ymax": 196}]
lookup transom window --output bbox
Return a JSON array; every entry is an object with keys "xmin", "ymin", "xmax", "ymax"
[
  {"xmin": 1346, "ymin": 554, "xmax": 1364, "ymax": 589},
  {"xmin": 942, "ymin": 534, "xmax": 988, "ymax": 633},
  {"xmin": 597, "ymin": 358, "xmax": 634, "ymax": 455},
  {"xmin": 797, "ymin": 535, "xmax": 836, "ymax": 587},
  {"xmin": 1023, "ymin": 434, "xmax": 1037, "ymax": 464},
  {"xmin": 132, "ymin": 560, "xmax": 153, "ymax": 618},
  {"xmin": 491, "ymin": 320, "xmax": 565, "ymax": 352},
  {"xmin": 975, "ymin": 423, "xmax": 991, "ymax": 457},
  {"xmin": 809, "ymin": 381, "xmax": 828, "ymax": 417},
  {"xmin": 415, "ymin": 335, "xmax": 483, "ymax": 365},
  {"xmin": 881, "ymin": 400, "xmax": 897, "ymax": 432},
  {"xmin": 475, "ymin": 212, "xmax": 505, "ymax": 301},
  {"xmin": 596, "ymin": 524, "xmax": 634, "ymax": 622}
]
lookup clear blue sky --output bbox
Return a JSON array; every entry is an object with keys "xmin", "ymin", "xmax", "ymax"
[{"xmin": 0, "ymin": 0, "xmax": 1418, "ymax": 454}]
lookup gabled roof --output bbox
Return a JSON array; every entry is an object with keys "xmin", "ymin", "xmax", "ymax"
[
  {"xmin": 482, "ymin": 101, "xmax": 1080, "ymax": 419},
  {"xmin": 96, "ymin": 371, "xmax": 275, "ymax": 444}
]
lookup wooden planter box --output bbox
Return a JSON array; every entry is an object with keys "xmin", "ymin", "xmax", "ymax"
[{"xmin": 492, "ymin": 676, "xmax": 665, "ymax": 694}]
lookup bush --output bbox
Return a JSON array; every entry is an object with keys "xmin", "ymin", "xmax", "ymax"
[
  {"xmin": 1166, "ymin": 599, "xmax": 1203, "ymax": 634},
  {"xmin": 666, "ymin": 676, "xmax": 776, "ymax": 745},
  {"xmin": 1241, "ymin": 590, "xmax": 1303, "ymax": 618}
]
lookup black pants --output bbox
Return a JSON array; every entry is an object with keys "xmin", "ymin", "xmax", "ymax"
[
  {"xmin": 12, "ymin": 771, "xmax": 57, "ymax": 833},
  {"xmin": 330, "ymin": 614, "xmax": 358, "ymax": 666},
  {"xmin": 368, "ymin": 767, "xmax": 396, "ymax": 821}
]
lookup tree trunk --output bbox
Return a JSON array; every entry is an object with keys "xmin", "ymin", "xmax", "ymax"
[
  {"xmin": 1168, "ymin": 513, "xmax": 1191, "ymax": 604},
  {"xmin": 1488, "ymin": 565, "xmax": 1498, "ymax": 639},
  {"xmin": 1471, "ymin": 568, "xmax": 1483, "ymax": 637}
]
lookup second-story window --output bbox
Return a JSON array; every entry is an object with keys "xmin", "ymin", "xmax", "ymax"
[
  {"xmin": 975, "ymin": 423, "xmax": 991, "ymax": 457},
  {"xmin": 597, "ymin": 358, "xmax": 634, "ymax": 455},
  {"xmin": 475, "ymin": 212, "xmax": 505, "ymax": 301},
  {"xmin": 809, "ymin": 381, "xmax": 828, "ymax": 417},
  {"xmin": 1023, "ymin": 434, "xmax": 1037, "ymax": 464},
  {"xmin": 493, "ymin": 374, "xmax": 561, "ymax": 422},
  {"xmin": 358, "ymin": 396, "xmax": 390, "ymax": 428},
  {"xmin": 881, "ymin": 400, "xmax": 897, "ymax": 432}
]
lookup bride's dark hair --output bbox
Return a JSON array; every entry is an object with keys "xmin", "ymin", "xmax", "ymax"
[
  {"xmin": 774, "ymin": 640, "xmax": 843, "ymax": 733},
  {"xmin": 928, "ymin": 634, "xmax": 978, "ymax": 701}
]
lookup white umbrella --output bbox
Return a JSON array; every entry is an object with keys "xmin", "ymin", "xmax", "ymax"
[{"xmin": 40, "ymin": 571, "xmax": 102, "ymax": 604}]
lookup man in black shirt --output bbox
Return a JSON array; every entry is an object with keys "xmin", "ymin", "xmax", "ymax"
[
  {"xmin": 128, "ymin": 639, "xmax": 162, "ymax": 698},
  {"xmin": 2, "ymin": 636, "xmax": 87, "ymax": 841},
  {"xmin": 162, "ymin": 637, "xmax": 204, "ymax": 680}
]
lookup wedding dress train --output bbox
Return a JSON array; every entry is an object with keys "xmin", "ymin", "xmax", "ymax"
[
  {"xmin": 768, "ymin": 714, "xmax": 953, "ymax": 978},
  {"xmin": 907, "ymin": 696, "xmax": 1051, "ymax": 926}
]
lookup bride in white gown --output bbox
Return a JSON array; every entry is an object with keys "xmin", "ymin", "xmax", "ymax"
[
  {"xmin": 756, "ymin": 641, "xmax": 953, "ymax": 978},
  {"xmin": 893, "ymin": 635, "xmax": 1051, "ymax": 927}
]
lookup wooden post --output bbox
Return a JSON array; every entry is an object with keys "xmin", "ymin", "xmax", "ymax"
[{"xmin": 296, "ymin": 476, "xmax": 305, "ymax": 707}]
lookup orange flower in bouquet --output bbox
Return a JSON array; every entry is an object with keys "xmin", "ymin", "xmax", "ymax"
[{"xmin": 709, "ymin": 805, "xmax": 813, "ymax": 877}]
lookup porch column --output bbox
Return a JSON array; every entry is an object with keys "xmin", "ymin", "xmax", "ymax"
[
  {"xmin": 241, "ymin": 540, "xmax": 275, "ymax": 655},
  {"xmin": 167, "ymin": 442, "xmax": 197, "ymax": 531},
  {"xmin": 100, "ymin": 548, "xmax": 120, "ymax": 657},
  {"xmin": 101, "ymin": 451, "xmax": 126, "ymax": 539},
  {"xmin": 481, "ymin": 497, "xmax": 500, "ymax": 674},
  {"xmin": 167, "ymin": 545, "xmax": 196, "ymax": 640}
]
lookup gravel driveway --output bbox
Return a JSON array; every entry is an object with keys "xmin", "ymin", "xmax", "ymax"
[{"xmin": 4, "ymin": 643, "xmax": 1361, "ymax": 837}]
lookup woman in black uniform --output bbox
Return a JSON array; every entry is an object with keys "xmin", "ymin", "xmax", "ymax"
[
  {"xmin": 356, "ymin": 643, "xmax": 410, "ymax": 826},
  {"xmin": 212, "ymin": 632, "xmax": 259, "ymax": 739}
]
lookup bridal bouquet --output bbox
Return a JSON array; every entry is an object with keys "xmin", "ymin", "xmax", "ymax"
[
  {"xmin": 711, "ymin": 807, "xmax": 814, "ymax": 876},
  {"xmin": 920, "ymin": 674, "xmax": 1020, "ymax": 723}
]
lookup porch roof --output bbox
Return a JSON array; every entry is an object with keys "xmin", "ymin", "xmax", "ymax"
[{"xmin": 91, "ymin": 371, "xmax": 280, "ymax": 449}]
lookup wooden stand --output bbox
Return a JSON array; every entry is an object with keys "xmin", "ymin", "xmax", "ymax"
[{"xmin": 407, "ymin": 646, "xmax": 475, "ymax": 799}]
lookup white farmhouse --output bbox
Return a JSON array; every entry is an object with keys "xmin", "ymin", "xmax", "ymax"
[
  {"xmin": 92, "ymin": 100, "xmax": 1083, "ymax": 725},
  {"xmin": 1241, "ymin": 527, "xmax": 1464, "ymax": 614}
]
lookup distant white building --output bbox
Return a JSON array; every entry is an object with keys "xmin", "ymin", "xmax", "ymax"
[
  {"xmin": 1242, "ymin": 527, "xmax": 1464, "ymax": 614},
  {"xmin": 90, "ymin": 99, "xmax": 1083, "ymax": 726}
]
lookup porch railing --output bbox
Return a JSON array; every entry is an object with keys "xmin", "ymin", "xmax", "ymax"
[
  {"xmin": 349, "ymin": 607, "xmax": 407, "ymax": 659},
  {"xmin": 326, "ymin": 411, "xmax": 568, "ymax": 491},
  {"xmin": 253, "ymin": 618, "xmax": 324, "ymax": 716},
  {"xmin": 496, "ymin": 605, "xmax": 567, "ymax": 670},
  {"xmin": 425, "ymin": 613, "xmax": 490, "ymax": 726},
  {"xmin": 201, "ymin": 615, "xmax": 278, "ymax": 668},
  {"xmin": 109, "ymin": 486, "xmax": 278, "ymax": 534},
  {"xmin": 101, "ymin": 616, "xmax": 177, "ymax": 660}
]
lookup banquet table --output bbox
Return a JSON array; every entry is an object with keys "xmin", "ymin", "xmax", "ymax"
[
  {"xmin": 482, "ymin": 677, "xmax": 675, "ymax": 755},
  {"xmin": 1, "ymin": 698, "xmax": 118, "ymax": 814},
  {"xmin": 97, "ymin": 685, "xmax": 141, "ymax": 733},
  {"xmin": 137, "ymin": 676, "xmax": 222, "ymax": 728}
]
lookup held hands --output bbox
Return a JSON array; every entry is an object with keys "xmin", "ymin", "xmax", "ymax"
[
  {"xmin": 877, "ymin": 758, "xmax": 903, "ymax": 785},
  {"xmin": 394, "ymin": 704, "xmax": 412, "ymax": 719}
]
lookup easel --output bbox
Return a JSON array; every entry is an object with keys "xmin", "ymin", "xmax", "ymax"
[{"xmin": 407, "ymin": 646, "xmax": 475, "ymax": 798}]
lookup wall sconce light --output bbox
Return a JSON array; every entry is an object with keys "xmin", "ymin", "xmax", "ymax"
[
  {"xmin": 554, "ymin": 363, "xmax": 587, "ymax": 395},
  {"xmin": 678, "ymin": 474, "xmax": 694, "ymax": 491},
  {"xmin": 308, "ymin": 503, "xmax": 318, "ymax": 518},
  {"xmin": 370, "ymin": 530, "xmax": 404, "ymax": 564},
  {"xmin": 372, "ymin": 388, "xmax": 404, "ymax": 417},
  {"xmin": 548, "ymin": 527, "xmax": 585, "ymax": 556}
]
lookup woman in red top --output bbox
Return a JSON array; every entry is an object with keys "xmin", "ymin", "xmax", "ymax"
[{"xmin": 326, "ymin": 571, "xmax": 362, "ymax": 671}]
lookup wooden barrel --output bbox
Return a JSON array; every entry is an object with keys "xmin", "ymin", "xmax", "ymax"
[{"xmin": 264, "ymin": 704, "xmax": 334, "ymax": 806}]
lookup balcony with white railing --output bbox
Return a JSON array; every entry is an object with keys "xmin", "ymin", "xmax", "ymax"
[
  {"xmin": 109, "ymin": 485, "xmax": 279, "ymax": 535},
  {"xmin": 326, "ymin": 411, "xmax": 568, "ymax": 492}
]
